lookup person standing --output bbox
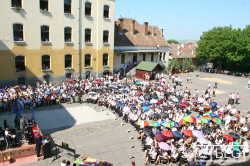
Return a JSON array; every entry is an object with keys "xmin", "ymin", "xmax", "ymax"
[
  {"xmin": 231, "ymin": 92, "xmax": 235, "ymax": 105},
  {"xmin": 228, "ymin": 93, "xmax": 232, "ymax": 105},
  {"xmin": 35, "ymin": 133, "xmax": 42, "ymax": 157},
  {"xmin": 215, "ymin": 81, "xmax": 218, "ymax": 89},
  {"xmin": 20, "ymin": 116, "xmax": 26, "ymax": 134},
  {"xmin": 248, "ymin": 79, "xmax": 250, "ymax": 88},
  {"xmin": 225, "ymin": 114, "xmax": 231, "ymax": 131},
  {"xmin": 212, "ymin": 87, "xmax": 216, "ymax": 97},
  {"xmin": 232, "ymin": 138, "xmax": 241, "ymax": 160},
  {"xmin": 235, "ymin": 93, "xmax": 240, "ymax": 105}
]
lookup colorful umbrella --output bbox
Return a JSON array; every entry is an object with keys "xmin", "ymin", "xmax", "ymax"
[
  {"xmin": 192, "ymin": 130, "xmax": 204, "ymax": 138},
  {"xmin": 212, "ymin": 118, "xmax": 222, "ymax": 124},
  {"xmin": 192, "ymin": 100, "xmax": 198, "ymax": 103},
  {"xmin": 172, "ymin": 131, "xmax": 182, "ymax": 138},
  {"xmin": 182, "ymin": 130, "xmax": 193, "ymax": 137},
  {"xmin": 196, "ymin": 115, "xmax": 202, "ymax": 119},
  {"xmin": 160, "ymin": 121, "xmax": 170, "ymax": 128},
  {"xmin": 158, "ymin": 142, "xmax": 170, "ymax": 150},
  {"xmin": 172, "ymin": 98, "xmax": 179, "ymax": 102},
  {"xmin": 162, "ymin": 130, "xmax": 174, "ymax": 137},
  {"xmin": 223, "ymin": 134, "xmax": 234, "ymax": 142},
  {"xmin": 202, "ymin": 114, "xmax": 212, "ymax": 120},
  {"xmin": 168, "ymin": 122, "xmax": 179, "ymax": 127},
  {"xmin": 211, "ymin": 113, "xmax": 218, "ymax": 117},
  {"xmin": 204, "ymin": 105, "xmax": 210, "ymax": 108},
  {"xmin": 178, "ymin": 119, "xmax": 187, "ymax": 125},
  {"xmin": 204, "ymin": 112, "xmax": 212, "ymax": 116},
  {"xmin": 138, "ymin": 120, "xmax": 150, "ymax": 127},
  {"xmin": 183, "ymin": 115, "xmax": 196, "ymax": 123},
  {"xmin": 196, "ymin": 118, "xmax": 201, "ymax": 124},
  {"xmin": 201, "ymin": 118, "xmax": 210, "ymax": 124},
  {"xmin": 150, "ymin": 121, "xmax": 161, "ymax": 127}
]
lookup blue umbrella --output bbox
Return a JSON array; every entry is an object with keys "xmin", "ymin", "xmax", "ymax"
[
  {"xmin": 125, "ymin": 88, "xmax": 130, "ymax": 91},
  {"xmin": 196, "ymin": 115, "xmax": 202, "ymax": 119},
  {"xmin": 118, "ymin": 103, "xmax": 125, "ymax": 107},
  {"xmin": 88, "ymin": 91, "xmax": 96, "ymax": 95},
  {"xmin": 172, "ymin": 131, "xmax": 182, "ymax": 138},
  {"xmin": 209, "ymin": 102, "xmax": 217, "ymax": 107},
  {"xmin": 146, "ymin": 102, "xmax": 152, "ymax": 105},
  {"xmin": 115, "ymin": 101, "xmax": 121, "ymax": 104},
  {"xmin": 153, "ymin": 130, "xmax": 161, "ymax": 135},
  {"xmin": 45, "ymin": 92, "xmax": 52, "ymax": 95},
  {"xmin": 172, "ymin": 98, "xmax": 179, "ymax": 102},
  {"xmin": 141, "ymin": 103, "xmax": 148, "ymax": 106},
  {"xmin": 60, "ymin": 89, "xmax": 65, "ymax": 93},
  {"xmin": 211, "ymin": 113, "xmax": 218, "ymax": 117},
  {"xmin": 141, "ymin": 106, "xmax": 150, "ymax": 110}
]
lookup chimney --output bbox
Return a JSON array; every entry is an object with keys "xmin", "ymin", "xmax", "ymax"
[
  {"xmin": 178, "ymin": 45, "xmax": 180, "ymax": 50},
  {"xmin": 161, "ymin": 29, "xmax": 163, "ymax": 37},
  {"xmin": 143, "ymin": 22, "xmax": 148, "ymax": 36},
  {"xmin": 177, "ymin": 50, "xmax": 180, "ymax": 55},
  {"xmin": 152, "ymin": 27, "xmax": 155, "ymax": 36},
  {"xmin": 131, "ymin": 20, "xmax": 135, "ymax": 35},
  {"xmin": 181, "ymin": 43, "xmax": 184, "ymax": 48},
  {"xmin": 118, "ymin": 18, "xmax": 124, "ymax": 34}
]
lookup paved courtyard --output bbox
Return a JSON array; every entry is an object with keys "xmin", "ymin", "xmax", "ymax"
[{"xmin": 1, "ymin": 72, "xmax": 250, "ymax": 166}]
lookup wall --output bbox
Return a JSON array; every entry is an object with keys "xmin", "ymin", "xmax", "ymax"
[{"xmin": 0, "ymin": 0, "xmax": 115, "ymax": 85}]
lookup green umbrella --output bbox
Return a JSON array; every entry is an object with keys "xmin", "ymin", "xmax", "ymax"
[{"xmin": 135, "ymin": 81, "xmax": 140, "ymax": 85}]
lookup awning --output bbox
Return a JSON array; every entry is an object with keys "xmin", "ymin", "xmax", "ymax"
[{"xmin": 114, "ymin": 50, "xmax": 163, "ymax": 53}]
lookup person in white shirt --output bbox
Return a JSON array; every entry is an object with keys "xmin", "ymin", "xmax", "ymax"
[{"xmin": 225, "ymin": 114, "xmax": 231, "ymax": 131}]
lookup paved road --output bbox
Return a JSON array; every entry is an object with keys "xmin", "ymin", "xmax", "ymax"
[{"xmin": 2, "ymin": 71, "xmax": 250, "ymax": 166}]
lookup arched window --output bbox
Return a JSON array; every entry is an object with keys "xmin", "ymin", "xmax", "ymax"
[
  {"xmin": 85, "ymin": 54, "xmax": 91, "ymax": 67},
  {"xmin": 65, "ymin": 54, "xmax": 72, "ymax": 68},
  {"xmin": 85, "ymin": 2, "xmax": 91, "ymax": 16},
  {"xmin": 104, "ymin": 5, "xmax": 109, "ymax": 18},
  {"xmin": 40, "ymin": 0, "xmax": 49, "ymax": 11},
  {"xmin": 103, "ymin": 53, "xmax": 108, "ymax": 66},
  {"xmin": 64, "ymin": 0, "xmax": 71, "ymax": 14},
  {"xmin": 103, "ymin": 31, "xmax": 109, "ymax": 43},
  {"xmin": 85, "ymin": 29, "xmax": 91, "ymax": 42},
  {"xmin": 64, "ymin": 27, "xmax": 72, "ymax": 42},
  {"xmin": 13, "ymin": 24, "xmax": 23, "ymax": 41},
  {"xmin": 42, "ymin": 55, "xmax": 50, "ymax": 69},
  {"xmin": 41, "ymin": 25, "xmax": 49, "ymax": 41},
  {"xmin": 15, "ymin": 56, "xmax": 25, "ymax": 72},
  {"xmin": 12, "ymin": 0, "xmax": 22, "ymax": 7}
]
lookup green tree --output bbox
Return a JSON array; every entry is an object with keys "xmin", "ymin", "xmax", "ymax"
[
  {"xmin": 172, "ymin": 57, "xmax": 179, "ymax": 72},
  {"xmin": 167, "ymin": 59, "xmax": 174, "ymax": 71},
  {"xmin": 182, "ymin": 56, "xmax": 189, "ymax": 70},
  {"xmin": 188, "ymin": 58, "xmax": 194, "ymax": 71},
  {"xmin": 167, "ymin": 39, "xmax": 179, "ymax": 44}
]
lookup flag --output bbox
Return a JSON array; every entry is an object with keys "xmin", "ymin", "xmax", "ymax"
[
  {"xmin": 31, "ymin": 106, "xmax": 35, "ymax": 120},
  {"xmin": 14, "ymin": 98, "xmax": 23, "ymax": 116}
]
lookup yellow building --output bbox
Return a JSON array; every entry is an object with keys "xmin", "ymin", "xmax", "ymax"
[{"xmin": 0, "ymin": 0, "xmax": 115, "ymax": 85}]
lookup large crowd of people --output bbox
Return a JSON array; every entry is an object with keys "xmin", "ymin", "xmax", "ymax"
[{"xmin": 0, "ymin": 71, "xmax": 250, "ymax": 165}]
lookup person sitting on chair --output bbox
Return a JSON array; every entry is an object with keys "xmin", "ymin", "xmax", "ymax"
[{"xmin": 23, "ymin": 125, "xmax": 33, "ymax": 144}]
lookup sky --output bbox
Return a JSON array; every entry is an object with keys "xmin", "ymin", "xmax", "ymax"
[{"xmin": 115, "ymin": 0, "xmax": 250, "ymax": 41}]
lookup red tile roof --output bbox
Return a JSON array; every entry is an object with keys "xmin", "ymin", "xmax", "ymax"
[
  {"xmin": 185, "ymin": 42, "xmax": 192, "ymax": 46},
  {"xmin": 170, "ymin": 44, "xmax": 196, "ymax": 59},
  {"xmin": 114, "ymin": 18, "xmax": 168, "ymax": 47}
]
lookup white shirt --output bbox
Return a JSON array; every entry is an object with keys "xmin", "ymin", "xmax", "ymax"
[{"xmin": 225, "ymin": 115, "xmax": 231, "ymax": 124}]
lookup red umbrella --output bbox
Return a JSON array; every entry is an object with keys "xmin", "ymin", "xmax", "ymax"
[
  {"xmin": 67, "ymin": 79, "xmax": 74, "ymax": 82},
  {"xmin": 223, "ymin": 134, "xmax": 234, "ymax": 142},
  {"xmin": 155, "ymin": 133, "xmax": 166, "ymax": 142},
  {"xmin": 136, "ymin": 91, "xmax": 142, "ymax": 95},
  {"xmin": 96, "ymin": 80, "xmax": 101, "ymax": 84},
  {"xmin": 162, "ymin": 130, "xmax": 174, "ymax": 137},
  {"xmin": 180, "ymin": 102, "xmax": 188, "ymax": 107},
  {"xmin": 182, "ymin": 130, "xmax": 193, "ymax": 137}
]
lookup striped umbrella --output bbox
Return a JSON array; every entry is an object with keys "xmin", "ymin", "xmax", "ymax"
[
  {"xmin": 212, "ymin": 117, "xmax": 222, "ymax": 124},
  {"xmin": 202, "ymin": 114, "xmax": 212, "ymax": 120},
  {"xmin": 196, "ymin": 118, "xmax": 201, "ymax": 124},
  {"xmin": 150, "ymin": 121, "xmax": 161, "ymax": 127},
  {"xmin": 201, "ymin": 118, "xmax": 210, "ymax": 124},
  {"xmin": 183, "ymin": 115, "xmax": 196, "ymax": 123},
  {"xmin": 178, "ymin": 119, "xmax": 187, "ymax": 125},
  {"xmin": 168, "ymin": 122, "xmax": 179, "ymax": 127},
  {"xmin": 138, "ymin": 120, "xmax": 150, "ymax": 127}
]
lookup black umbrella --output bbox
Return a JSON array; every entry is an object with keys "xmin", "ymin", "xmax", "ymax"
[
  {"xmin": 129, "ymin": 104, "xmax": 136, "ymax": 108},
  {"xmin": 96, "ymin": 89, "xmax": 103, "ymax": 92},
  {"xmin": 161, "ymin": 112, "xmax": 168, "ymax": 117},
  {"xmin": 143, "ymin": 129, "xmax": 153, "ymax": 135},
  {"xmin": 162, "ymin": 106, "xmax": 168, "ymax": 110},
  {"xmin": 144, "ymin": 93, "xmax": 152, "ymax": 100},
  {"xmin": 152, "ymin": 113, "xmax": 159, "ymax": 119},
  {"xmin": 177, "ymin": 95, "xmax": 182, "ymax": 100},
  {"xmin": 176, "ymin": 105, "xmax": 182, "ymax": 108},
  {"xmin": 165, "ymin": 92, "xmax": 171, "ymax": 96},
  {"xmin": 228, "ymin": 132, "xmax": 240, "ymax": 139},
  {"xmin": 202, "ymin": 127, "xmax": 212, "ymax": 133},
  {"xmin": 152, "ymin": 95, "xmax": 158, "ymax": 99}
]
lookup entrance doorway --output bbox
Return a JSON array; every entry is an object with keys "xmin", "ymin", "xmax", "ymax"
[
  {"xmin": 133, "ymin": 53, "xmax": 137, "ymax": 62},
  {"xmin": 86, "ymin": 71, "xmax": 90, "ymax": 79},
  {"xmin": 18, "ymin": 77, "xmax": 26, "ymax": 85},
  {"xmin": 44, "ymin": 75, "xmax": 50, "ymax": 84},
  {"xmin": 66, "ymin": 73, "xmax": 72, "ymax": 79}
]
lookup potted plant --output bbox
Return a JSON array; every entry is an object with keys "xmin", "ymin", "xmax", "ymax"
[{"xmin": 15, "ymin": 6, "xmax": 22, "ymax": 12}]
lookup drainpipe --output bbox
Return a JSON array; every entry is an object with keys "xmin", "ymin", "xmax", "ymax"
[{"xmin": 78, "ymin": 0, "xmax": 82, "ymax": 79}]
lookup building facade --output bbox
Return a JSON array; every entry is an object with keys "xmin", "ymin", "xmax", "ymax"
[
  {"xmin": 0, "ymin": 0, "xmax": 115, "ymax": 85},
  {"xmin": 114, "ymin": 18, "xmax": 170, "ymax": 73}
]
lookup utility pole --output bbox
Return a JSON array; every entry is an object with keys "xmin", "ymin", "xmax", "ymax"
[{"xmin": 78, "ymin": 0, "xmax": 82, "ymax": 79}]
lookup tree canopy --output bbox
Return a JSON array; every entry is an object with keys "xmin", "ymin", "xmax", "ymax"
[
  {"xmin": 167, "ymin": 39, "xmax": 179, "ymax": 44},
  {"xmin": 196, "ymin": 25, "xmax": 250, "ymax": 71}
]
